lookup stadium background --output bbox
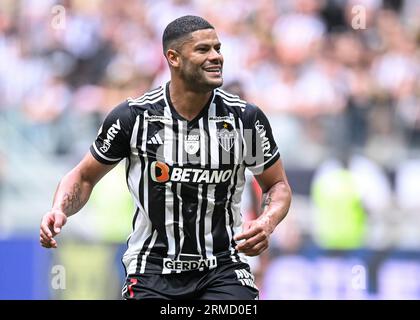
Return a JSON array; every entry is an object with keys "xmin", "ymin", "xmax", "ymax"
[{"xmin": 0, "ymin": 0, "xmax": 419, "ymax": 299}]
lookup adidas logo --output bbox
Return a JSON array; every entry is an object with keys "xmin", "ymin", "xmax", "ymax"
[{"xmin": 147, "ymin": 133, "xmax": 163, "ymax": 145}]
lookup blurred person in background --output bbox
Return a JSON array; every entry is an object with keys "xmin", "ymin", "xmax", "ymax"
[
  {"xmin": 311, "ymin": 151, "xmax": 367, "ymax": 252},
  {"xmin": 39, "ymin": 15, "xmax": 292, "ymax": 300}
]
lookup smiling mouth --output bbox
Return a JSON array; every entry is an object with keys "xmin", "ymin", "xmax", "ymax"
[{"xmin": 203, "ymin": 67, "xmax": 222, "ymax": 76}]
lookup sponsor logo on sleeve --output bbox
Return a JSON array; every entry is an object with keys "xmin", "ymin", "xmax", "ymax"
[
  {"xmin": 254, "ymin": 120, "xmax": 272, "ymax": 158},
  {"xmin": 100, "ymin": 119, "xmax": 121, "ymax": 153}
]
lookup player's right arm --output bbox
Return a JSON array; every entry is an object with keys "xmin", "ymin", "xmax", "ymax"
[
  {"xmin": 40, "ymin": 101, "xmax": 134, "ymax": 249},
  {"xmin": 40, "ymin": 154, "xmax": 117, "ymax": 248}
]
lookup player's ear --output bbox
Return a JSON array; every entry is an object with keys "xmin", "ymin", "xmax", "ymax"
[{"xmin": 166, "ymin": 49, "xmax": 180, "ymax": 68}]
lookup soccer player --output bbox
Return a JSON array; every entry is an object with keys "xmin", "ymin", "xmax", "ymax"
[{"xmin": 40, "ymin": 15, "xmax": 292, "ymax": 300}]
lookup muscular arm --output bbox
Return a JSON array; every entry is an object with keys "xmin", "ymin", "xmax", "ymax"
[
  {"xmin": 234, "ymin": 159, "xmax": 292, "ymax": 256},
  {"xmin": 40, "ymin": 152, "xmax": 117, "ymax": 248},
  {"xmin": 52, "ymin": 153, "xmax": 116, "ymax": 217}
]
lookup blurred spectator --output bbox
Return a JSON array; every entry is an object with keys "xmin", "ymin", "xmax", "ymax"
[
  {"xmin": 311, "ymin": 153, "xmax": 367, "ymax": 250},
  {"xmin": 394, "ymin": 158, "xmax": 420, "ymax": 248}
]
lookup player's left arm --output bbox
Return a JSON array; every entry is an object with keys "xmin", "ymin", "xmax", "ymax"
[{"xmin": 234, "ymin": 159, "xmax": 292, "ymax": 256}]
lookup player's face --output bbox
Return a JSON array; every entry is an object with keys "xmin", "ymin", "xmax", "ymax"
[{"xmin": 178, "ymin": 29, "xmax": 223, "ymax": 92}]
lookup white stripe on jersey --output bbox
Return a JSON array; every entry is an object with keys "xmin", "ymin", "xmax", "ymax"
[
  {"xmin": 124, "ymin": 115, "xmax": 154, "ymax": 275},
  {"xmin": 128, "ymin": 95, "xmax": 164, "ymax": 107},
  {"xmin": 164, "ymin": 181, "xmax": 175, "ymax": 261},
  {"xmin": 222, "ymin": 112, "xmax": 236, "ymax": 263},
  {"xmin": 205, "ymin": 185, "xmax": 215, "ymax": 259},
  {"xmin": 163, "ymin": 103, "xmax": 176, "ymax": 259},
  {"xmin": 140, "ymin": 229, "xmax": 158, "ymax": 273},
  {"xmin": 208, "ymin": 102, "xmax": 219, "ymax": 169},
  {"xmin": 125, "ymin": 206, "xmax": 152, "ymax": 275},
  {"xmin": 178, "ymin": 120, "xmax": 184, "ymax": 166},
  {"xmin": 225, "ymin": 164, "xmax": 239, "ymax": 263},
  {"xmin": 135, "ymin": 91, "xmax": 164, "ymax": 104},
  {"xmin": 128, "ymin": 115, "xmax": 141, "ymax": 206},
  {"xmin": 234, "ymin": 118, "xmax": 248, "ymax": 263},
  {"xmin": 238, "ymin": 117, "xmax": 248, "ymax": 167},
  {"xmin": 219, "ymin": 99, "xmax": 246, "ymax": 110},
  {"xmin": 175, "ymin": 120, "xmax": 185, "ymax": 266},
  {"xmin": 136, "ymin": 110, "xmax": 151, "ymax": 273},
  {"xmin": 176, "ymin": 183, "xmax": 184, "ymax": 271},
  {"xmin": 142, "ymin": 112, "xmax": 150, "ymax": 194},
  {"xmin": 128, "ymin": 87, "xmax": 163, "ymax": 103},
  {"xmin": 231, "ymin": 165, "xmax": 248, "ymax": 264},
  {"xmin": 130, "ymin": 115, "xmax": 140, "ymax": 154},
  {"xmin": 231, "ymin": 112, "xmax": 241, "ymax": 164},
  {"xmin": 195, "ymin": 184, "xmax": 203, "ymax": 260},
  {"xmin": 215, "ymin": 89, "xmax": 246, "ymax": 104},
  {"xmin": 198, "ymin": 118, "xmax": 207, "ymax": 167}
]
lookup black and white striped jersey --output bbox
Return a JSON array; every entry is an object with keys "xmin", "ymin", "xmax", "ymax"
[{"xmin": 90, "ymin": 82, "xmax": 280, "ymax": 275}]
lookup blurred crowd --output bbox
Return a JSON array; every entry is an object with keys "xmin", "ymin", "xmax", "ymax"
[{"xmin": 0, "ymin": 0, "xmax": 418, "ymax": 163}]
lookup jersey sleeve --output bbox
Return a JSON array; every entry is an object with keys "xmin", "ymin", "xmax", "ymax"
[
  {"xmin": 242, "ymin": 104, "xmax": 280, "ymax": 175},
  {"xmin": 90, "ymin": 101, "xmax": 134, "ymax": 165}
]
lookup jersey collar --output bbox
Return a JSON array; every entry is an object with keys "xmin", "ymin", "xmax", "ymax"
[{"xmin": 164, "ymin": 82, "xmax": 215, "ymax": 125}]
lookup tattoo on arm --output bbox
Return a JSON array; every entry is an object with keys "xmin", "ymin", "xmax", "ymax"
[
  {"xmin": 262, "ymin": 182, "xmax": 283, "ymax": 209},
  {"xmin": 62, "ymin": 183, "xmax": 82, "ymax": 213},
  {"xmin": 264, "ymin": 195, "xmax": 272, "ymax": 207}
]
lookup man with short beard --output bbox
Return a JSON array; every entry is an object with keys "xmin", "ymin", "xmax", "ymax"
[{"xmin": 40, "ymin": 15, "xmax": 292, "ymax": 300}]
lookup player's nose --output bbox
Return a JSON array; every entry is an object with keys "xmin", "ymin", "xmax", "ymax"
[{"xmin": 208, "ymin": 48, "xmax": 223, "ymax": 63}]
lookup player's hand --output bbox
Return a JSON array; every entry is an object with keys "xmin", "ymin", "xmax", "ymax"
[
  {"xmin": 40, "ymin": 209, "xmax": 67, "ymax": 249},
  {"xmin": 233, "ymin": 219, "xmax": 272, "ymax": 256}
]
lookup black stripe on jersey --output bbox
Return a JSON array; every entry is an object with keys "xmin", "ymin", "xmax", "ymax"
[
  {"xmin": 212, "ymin": 184, "xmax": 230, "ymax": 254},
  {"xmin": 122, "ymin": 207, "xmax": 139, "ymax": 277},
  {"xmin": 180, "ymin": 183, "xmax": 199, "ymax": 255},
  {"xmin": 202, "ymin": 114, "xmax": 211, "ymax": 168},
  {"xmin": 227, "ymin": 114, "xmax": 243, "ymax": 261},
  {"xmin": 136, "ymin": 114, "xmax": 145, "ymax": 222},
  {"xmin": 198, "ymin": 183, "xmax": 208, "ymax": 259},
  {"xmin": 179, "ymin": 121, "xmax": 202, "ymax": 256},
  {"xmin": 199, "ymin": 113, "xmax": 212, "ymax": 259},
  {"xmin": 145, "ymin": 113, "xmax": 169, "ymax": 268},
  {"xmin": 211, "ymin": 108, "xmax": 231, "ymax": 254},
  {"xmin": 135, "ymin": 229, "xmax": 155, "ymax": 274},
  {"xmin": 227, "ymin": 164, "xmax": 241, "ymax": 261},
  {"xmin": 135, "ymin": 113, "xmax": 146, "ymax": 274},
  {"xmin": 171, "ymin": 120, "xmax": 181, "ymax": 262},
  {"xmin": 172, "ymin": 182, "xmax": 181, "ymax": 262},
  {"xmin": 125, "ymin": 154, "xmax": 131, "ymax": 184}
]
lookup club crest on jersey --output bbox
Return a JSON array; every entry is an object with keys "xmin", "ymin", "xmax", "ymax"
[
  {"xmin": 184, "ymin": 134, "xmax": 200, "ymax": 154},
  {"xmin": 217, "ymin": 123, "xmax": 236, "ymax": 152}
]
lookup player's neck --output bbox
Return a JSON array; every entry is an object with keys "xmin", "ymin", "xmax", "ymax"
[{"xmin": 169, "ymin": 81, "xmax": 212, "ymax": 121}]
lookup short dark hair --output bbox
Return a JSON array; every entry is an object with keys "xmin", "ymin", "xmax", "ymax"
[{"xmin": 162, "ymin": 15, "xmax": 214, "ymax": 54}]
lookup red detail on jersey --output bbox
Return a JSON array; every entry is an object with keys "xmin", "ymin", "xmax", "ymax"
[{"xmin": 128, "ymin": 278, "xmax": 138, "ymax": 298}]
